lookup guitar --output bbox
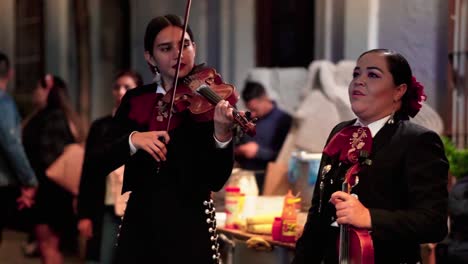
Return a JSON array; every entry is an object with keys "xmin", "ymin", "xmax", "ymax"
[{"xmin": 338, "ymin": 154, "xmax": 374, "ymax": 264}]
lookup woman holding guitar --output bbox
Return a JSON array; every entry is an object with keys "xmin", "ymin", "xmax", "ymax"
[{"xmin": 294, "ymin": 49, "xmax": 449, "ymax": 263}]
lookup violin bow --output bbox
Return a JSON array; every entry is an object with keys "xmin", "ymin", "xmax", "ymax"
[{"xmin": 166, "ymin": 0, "xmax": 193, "ymax": 132}]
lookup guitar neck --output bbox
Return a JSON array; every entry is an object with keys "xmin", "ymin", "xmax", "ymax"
[
  {"xmin": 339, "ymin": 224, "xmax": 349, "ymax": 264},
  {"xmin": 338, "ymin": 179, "xmax": 350, "ymax": 263}
]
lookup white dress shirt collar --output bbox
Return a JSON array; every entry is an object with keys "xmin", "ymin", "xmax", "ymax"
[
  {"xmin": 156, "ymin": 83, "xmax": 166, "ymax": 94},
  {"xmin": 353, "ymin": 115, "xmax": 391, "ymax": 138}
]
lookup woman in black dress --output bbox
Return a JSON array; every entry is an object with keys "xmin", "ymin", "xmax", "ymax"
[{"xmin": 23, "ymin": 74, "xmax": 83, "ymax": 264}]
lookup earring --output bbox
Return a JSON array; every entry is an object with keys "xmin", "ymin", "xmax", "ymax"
[
  {"xmin": 152, "ymin": 65, "xmax": 162, "ymax": 86},
  {"xmin": 387, "ymin": 100, "xmax": 396, "ymax": 124},
  {"xmin": 387, "ymin": 113, "xmax": 395, "ymax": 125}
]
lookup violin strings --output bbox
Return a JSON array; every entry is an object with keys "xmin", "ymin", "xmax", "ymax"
[
  {"xmin": 196, "ymin": 85, "xmax": 222, "ymax": 104},
  {"xmin": 197, "ymin": 84, "xmax": 249, "ymax": 128}
]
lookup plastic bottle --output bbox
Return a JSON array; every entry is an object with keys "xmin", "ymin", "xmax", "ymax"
[
  {"xmin": 271, "ymin": 217, "xmax": 283, "ymax": 241},
  {"xmin": 225, "ymin": 186, "xmax": 241, "ymax": 229},
  {"xmin": 226, "ymin": 169, "xmax": 258, "ymax": 223},
  {"xmin": 238, "ymin": 170, "xmax": 258, "ymax": 219},
  {"xmin": 281, "ymin": 190, "xmax": 301, "ymax": 243}
]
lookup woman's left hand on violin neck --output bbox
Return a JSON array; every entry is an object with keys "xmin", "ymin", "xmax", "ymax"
[
  {"xmin": 330, "ymin": 191, "xmax": 372, "ymax": 229},
  {"xmin": 213, "ymin": 100, "xmax": 234, "ymax": 142}
]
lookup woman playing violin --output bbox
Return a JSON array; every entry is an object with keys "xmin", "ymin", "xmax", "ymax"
[
  {"xmin": 100, "ymin": 14, "xmax": 235, "ymax": 263},
  {"xmin": 293, "ymin": 49, "xmax": 449, "ymax": 263}
]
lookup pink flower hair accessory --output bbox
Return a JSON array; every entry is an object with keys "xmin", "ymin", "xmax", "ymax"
[{"xmin": 406, "ymin": 76, "xmax": 427, "ymax": 118}]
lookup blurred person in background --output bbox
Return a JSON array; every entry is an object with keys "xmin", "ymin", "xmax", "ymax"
[
  {"xmin": 235, "ymin": 81, "xmax": 292, "ymax": 193},
  {"xmin": 23, "ymin": 74, "xmax": 84, "ymax": 264},
  {"xmin": 0, "ymin": 51, "xmax": 38, "ymax": 244},
  {"xmin": 77, "ymin": 70, "xmax": 142, "ymax": 264}
]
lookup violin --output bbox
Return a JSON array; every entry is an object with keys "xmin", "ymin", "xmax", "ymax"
[
  {"xmin": 160, "ymin": 0, "xmax": 256, "ymax": 137},
  {"xmin": 338, "ymin": 151, "xmax": 374, "ymax": 264},
  {"xmin": 162, "ymin": 66, "xmax": 256, "ymax": 136}
]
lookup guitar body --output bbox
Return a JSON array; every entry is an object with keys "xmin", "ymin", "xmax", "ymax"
[
  {"xmin": 348, "ymin": 227, "xmax": 374, "ymax": 264},
  {"xmin": 337, "ymin": 226, "xmax": 374, "ymax": 264},
  {"xmin": 338, "ymin": 161, "xmax": 375, "ymax": 264}
]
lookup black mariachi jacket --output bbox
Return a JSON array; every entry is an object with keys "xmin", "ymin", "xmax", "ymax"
[
  {"xmin": 98, "ymin": 83, "xmax": 234, "ymax": 263},
  {"xmin": 293, "ymin": 114, "xmax": 448, "ymax": 264}
]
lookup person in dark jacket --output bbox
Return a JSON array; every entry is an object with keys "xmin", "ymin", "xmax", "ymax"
[
  {"xmin": 235, "ymin": 81, "xmax": 292, "ymax": 193},
  {"xmin": 293, "ymin": 49, "xmax": 448, "ymax": 263},
  {"xmin": 77, "ymin": 70, "xmax": 142, "ymax": 264},
  {"xmin": 94, "ymin": 14, "xmax": 236, "ymax": 263}
]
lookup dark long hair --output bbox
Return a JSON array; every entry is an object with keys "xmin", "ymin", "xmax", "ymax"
[
  {"xmin": 144, "ymin": 14, "xmax": 195, "ymax": 74},
  {"xmin": 144, "ymin": 14, "xmax": 195, "ymax": 54},
  {"xmin": 40, "ymin": 75, "xmax": 84, "ymax": 142}
]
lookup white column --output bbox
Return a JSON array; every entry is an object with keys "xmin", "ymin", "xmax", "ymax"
[
  {"xmin": 220, "ymin": 0, "xmax": 255, "ymax": 88},
  {"xmin": 314, "ymin": 0, "xmax": 346, "ymax": 61},
  {"xmin": 344, "ymin": 0, "xmax": 379, "ymax": 60},
  {"xmin": 44, "ymin": 0, "xmax": 71, "ymax": 81},
  {"xmin": 44, "ymin": 0, "xmax": 80, "ymax": 106},
  {"xmin": 367, "ymin": 0, "xmax": 380, "ymax": 50}
]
